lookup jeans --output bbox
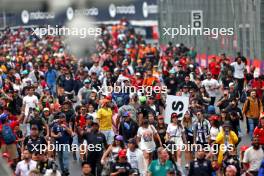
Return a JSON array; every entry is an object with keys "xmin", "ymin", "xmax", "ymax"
[
  {"xmin": 57, "ymin": 149, "xmax": 70, "ymax": 173},
  {"xmin": 248, "ymin": 118, "xmax": 259, "ymax": 138},
  {"xmin": 72, "ymin": 135, "xmax": 80, "ymax": 161},
  {"xmin": 48, "ymin": 83, "xmax": 57, "ymax": 97}
]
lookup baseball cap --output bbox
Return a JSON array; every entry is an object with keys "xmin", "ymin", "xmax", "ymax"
[
  {"xmin": 158, "ymin": 115, "xmax": 164, "ymax": 119},
  {"xmin": 115, "ymin": 135, "xmax": 124, "ymax": 141},
  {"xmin": 85, "ymin": 115, "xmax": 93, "ymax": 120},
  {"xmin": 229, "ymin": 82, "xmax": 235, "ymax": 87},
  {"xmin": 59, "ymin": 113, "xmax": 66, "ymax": 118},
  {"xmin": 139, "ymin": 96, "xmax": 147, "ymax": 104},
  {"xmin": 84, "ymin": 79, "xmax": 91, "ymax": 84},
  {"xmin": 207, "ymin": 105, "xmax": 215, "ymax": 114},
  {"xmin": 43, "ymin": 108, "xmax": 50, "ymax": 112},
  {"xmin": 209, "ymin": 115, "xmax": 219, "ymax": 121},
  {"xmin": 118, "ymin": 149, "xmax": 127, "ymax": 158},
  {"xmin": 128, "ymin": 138, "xmax": 137, "ymax": 144}
]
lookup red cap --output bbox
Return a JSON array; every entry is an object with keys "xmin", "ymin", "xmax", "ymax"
[
  {"xmin": 158, "ymin": 115, "xmax": 164, "ymax": 119},
  {"xmin": 209, "ymin": 115, "xmax": 219, "ymax": 121},
  {"xmin": 118, "ymin": 149, "xmax": 127, "ymax": 158},
  {"xmin": 103, "ymin": 66, "xmax": 110, "ymax": 72}
]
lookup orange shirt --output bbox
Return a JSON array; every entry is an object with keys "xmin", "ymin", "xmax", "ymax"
[{"xmin": 143, "ymin": 77, "xmax": 158, "ymax": 86}]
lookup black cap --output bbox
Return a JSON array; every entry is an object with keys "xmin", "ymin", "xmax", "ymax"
[
  {"xmin": 59, "ymin": 113, "xmax": 66, "ymax": 118},
  {"xmin": 128, "ymin": 138, "xmax": 137, "ymax": 144}
]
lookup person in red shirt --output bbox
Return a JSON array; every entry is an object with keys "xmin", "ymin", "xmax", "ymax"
[
  {"xmin": 249, "ymin": 72, "xmax": 264, "ymax": 98},
  {"xmin": 209, "ymin": 57, "xmax": 221, "ymax": 79},
  {"xmin": 253, "ymin": 115, "xmax": 264, "ymax": 145}
]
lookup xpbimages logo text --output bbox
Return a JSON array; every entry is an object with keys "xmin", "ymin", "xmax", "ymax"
[
  {"xmin": 97, "ymin": 85, "xmax": 168, "ymax": 96},
  {"xmin": 31, "ymin": 25, "xmax": 102, "ymax": 38},
  {"xmin": 163, "ymin": 25, "xmax": 234, "ymax": 39}
]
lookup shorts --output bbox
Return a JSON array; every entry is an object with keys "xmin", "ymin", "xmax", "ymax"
[
  {"xmin": 101, "ymin": 130, "xmax": 114, "ymax": 145},
  {"xmin": 1, "ymin": 143, "xmax": 17, "ymax": 160},
  {"xmin": 170, "ymin": 137, "xmax": 184, "ymax": 150}
]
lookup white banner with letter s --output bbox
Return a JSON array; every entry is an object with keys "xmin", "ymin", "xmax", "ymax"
[{"xmin": 164, "ymin": 95, "xmax": 189, "ymax": 124}]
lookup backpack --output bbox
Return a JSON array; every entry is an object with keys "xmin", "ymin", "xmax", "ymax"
[
  {"xmin": 240, "ymin": 90, "xmax": 247, "ymax": 103},
  {"xmin": 1, "ymin": 125, "xmax": 16, "ymax": 144}
]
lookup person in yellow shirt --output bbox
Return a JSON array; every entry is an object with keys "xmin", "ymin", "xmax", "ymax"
[
  {"xmin": 97, "ymin": 98, "xmax": 114, "ymax": 145},
  {"xmin": 215, "ymin": 121, "xmax": 238, "ymax": 165}
]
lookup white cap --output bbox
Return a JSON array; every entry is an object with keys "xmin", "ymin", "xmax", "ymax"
[
  {"xmin": 43, "ymin": 108, "xmax": 50, "ymax": 112},
  {"xmin": 229, "ymin": 82, "xmax": 234, "ymax": 87}
]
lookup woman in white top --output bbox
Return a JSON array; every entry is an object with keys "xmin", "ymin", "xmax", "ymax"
[
  {"xmin": 101, "ymin": 135, "xmax": 125, "ymax": 175},
  {"xmin": 209, "ymin": 115, "xmax": 222, "ymax": 143},
  {"xmin": 101, "ymin": 135, "xmax": 125, "ymax": 164},
  {"xmin": 137, "ymin": 119, "xmax": 162, "ymax": 166},
  {"xmin": 166, "ymin": 113, "xmax": 186, "ymax": 166},
  {"xmin": 207, "ymin": 115, "xmax": 222, "ymax": 160}
]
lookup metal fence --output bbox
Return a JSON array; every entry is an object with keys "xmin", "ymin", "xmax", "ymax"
[{"xmin": 158, "ymin": 0, "xmax": 263, "ymax": 60}]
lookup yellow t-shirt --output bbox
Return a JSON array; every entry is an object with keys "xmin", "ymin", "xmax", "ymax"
[{"xmin": 97, "ymin": 107, "xmax": 113, "ymax": 131}]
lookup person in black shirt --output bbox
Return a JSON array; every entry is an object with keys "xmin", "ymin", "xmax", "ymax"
[
  {"xmin": 83, "ymin": 122, "xmax": 107, "ymax": 176},
  {"xmin": 164, "ymin": 71, "xmax": 178, "ymax": 95},
  {"xmin": 119, "ymin": 112, "xmax": 138, "ymax": 143},
  {"xmin": 110, "ymin": 149, "xmax": 132, "ymax": 176},
  {"xmin": 23, "ymin": 124, "xmax": 47, "ymax": 154},
  {"xmin": 27, "ymin": 107, "xmax": 49, "ymax": 138},
  {"xmin": 188, "ymin": 149, "xmax": 214, "ymax": 176},
  {"xmin": 180, "ymin": 75, "xmax": 198, "ymax": 91}
]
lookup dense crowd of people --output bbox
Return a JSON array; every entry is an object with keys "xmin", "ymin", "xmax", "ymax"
[{"xmin": 1, "ymin": 18, "xmax": 264, "ymax": 176}]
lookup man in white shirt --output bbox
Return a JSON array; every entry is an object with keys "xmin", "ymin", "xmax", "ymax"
[
  {"xmin": 243, "ymin": 136, "xmax": 264, "ymax": 176},
  {"xmin": 22, "ymin": 86, "xmax": 39, "ymax": 117},
  {"xmin": 231, "ymin": 57, "xmax": 246, "ymax": 96},
  {"xmin": 15, "ymin": 150, "xmax": 37, "ymax": 176},
  {"xmin": 201, "ymin": 72, "xmax": 220, "ymax": 105},
  {"xmin": 126, "ymin": 138, "xmax": 147, "ymax": 176}
]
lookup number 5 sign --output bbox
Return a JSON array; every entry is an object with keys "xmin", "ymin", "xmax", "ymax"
[
  {"xmin": 191, "ymin": 10, "xmax": 203, "ymax": 29},
  {"xmin": 164, "ymin": 95, "xmax": 189, "ymax": 124}
]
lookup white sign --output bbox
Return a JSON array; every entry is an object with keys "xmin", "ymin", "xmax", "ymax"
[
  {"xmin": 165, "ymin": 95, "xmax": 189, "ymax": 124},
  {"xmin": 191, "ymin": 10, "xmax": 203, "ymax": 29}
]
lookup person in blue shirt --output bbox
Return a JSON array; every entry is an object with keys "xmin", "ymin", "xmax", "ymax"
[
  {"xmin": 51, "ymin": 113, "xmax": 72, "ymax": 176},
  {"xmin": 45, "ymin": 65, "xmax": 57, "ymax": 96}
]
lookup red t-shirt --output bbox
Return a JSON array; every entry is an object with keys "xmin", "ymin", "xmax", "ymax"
[{"xmin": 209, "ymin": 62, "xmax": 221, "ymax": 76}]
